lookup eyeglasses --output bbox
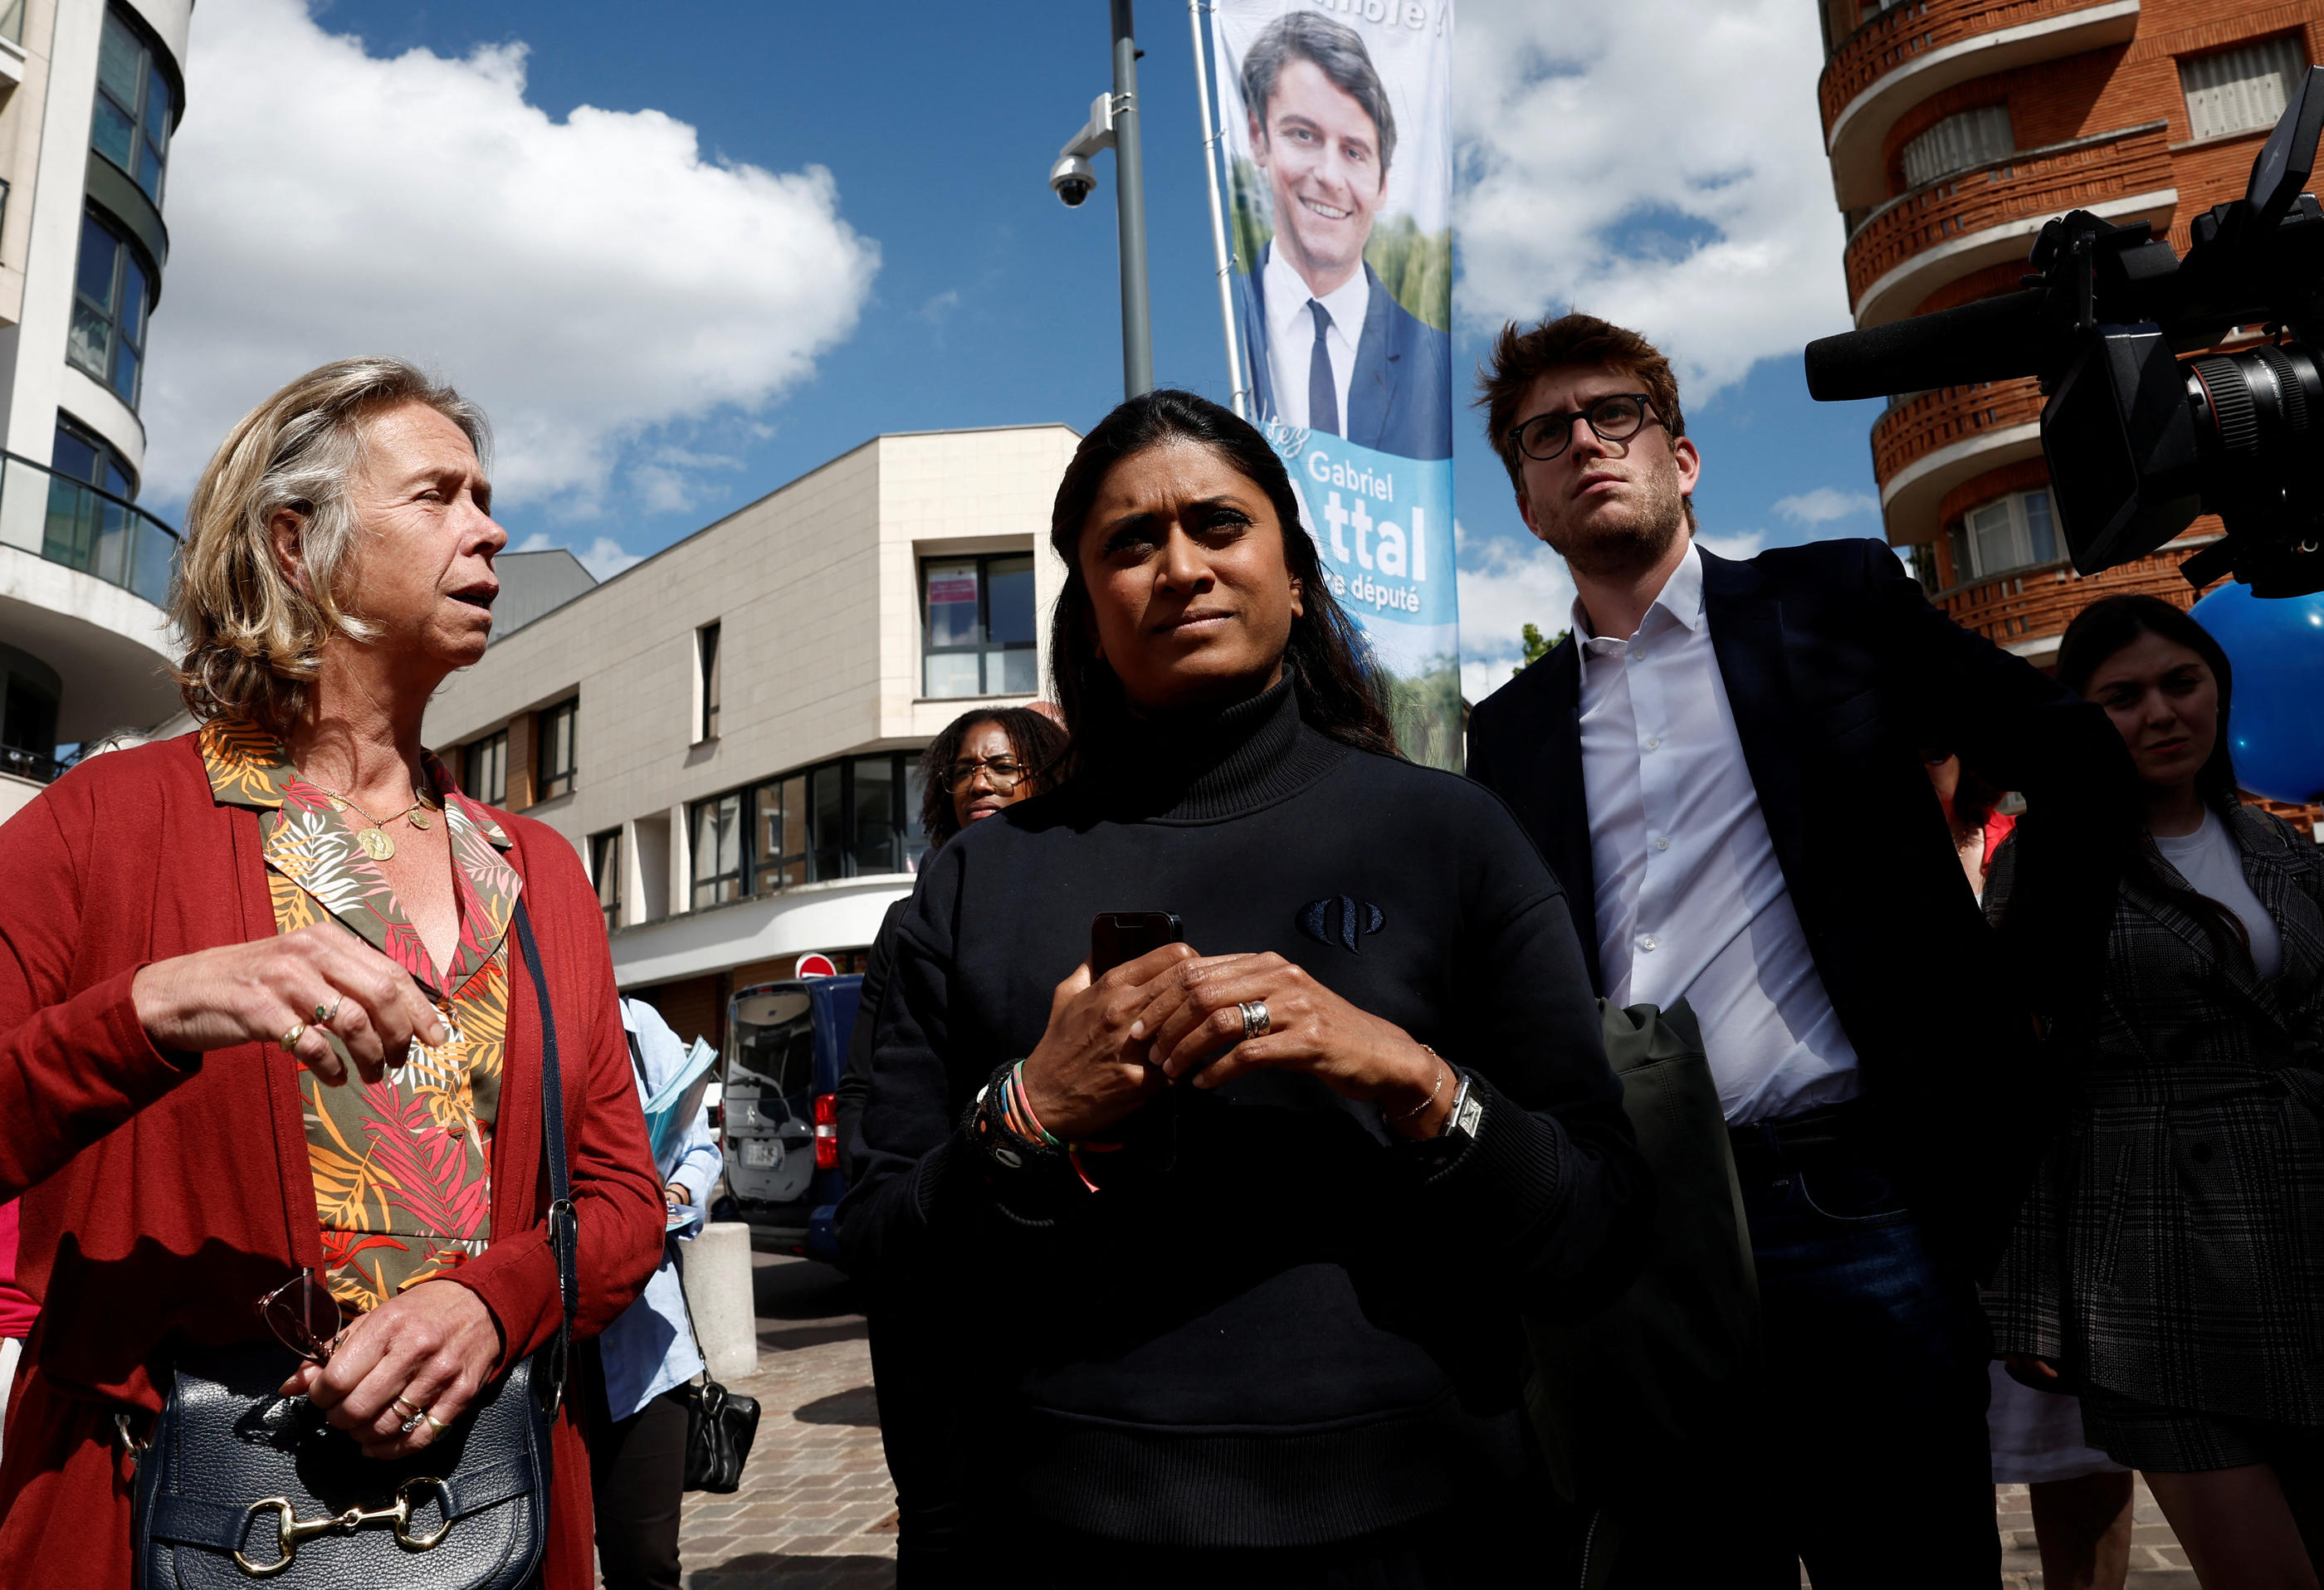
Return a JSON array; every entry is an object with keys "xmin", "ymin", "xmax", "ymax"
[
  {"xmin": 1509, "ymin": 393, "xmax": 1658, "ymax": 463},
  {"xmin": 945, "ymin": 757, "xmax": 1028, "ymax": 793},
  {"xmin": 257, "ymin": 1270, "xmax": 347, "ymax": 1365}
]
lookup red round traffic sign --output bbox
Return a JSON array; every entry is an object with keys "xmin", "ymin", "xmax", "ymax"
[{"xmin": 795, "ymin": 953, "xmax": 838, "ymax": 978}]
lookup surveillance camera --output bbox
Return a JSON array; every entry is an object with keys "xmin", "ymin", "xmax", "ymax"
[{"xmin": 1050, "ymin": 154, "xmax": 1097, "ymax": 208}]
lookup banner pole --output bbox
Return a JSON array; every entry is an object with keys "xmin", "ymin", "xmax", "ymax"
[{"xmin": 1186, "ymin": 0, "xmax": 1248, "ymax": 418}]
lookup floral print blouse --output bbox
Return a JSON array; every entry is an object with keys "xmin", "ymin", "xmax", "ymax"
[{"xmin": 201, "ymin": 719, "xmax": 524, "ymax": 1314}]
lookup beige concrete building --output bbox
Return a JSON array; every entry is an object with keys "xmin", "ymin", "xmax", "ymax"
[
  {"xmin": 0, "ymin": 0, "xmax": 190, "ymax": 822},
  {"xmin": 422, "ymin": 422, "xmax": 1080, "ymax": 1046}
]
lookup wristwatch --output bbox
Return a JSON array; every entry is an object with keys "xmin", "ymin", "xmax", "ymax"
[{"xmin": 1438, "ymin": 1068, "xmax": 1485, "ymax": 1146}]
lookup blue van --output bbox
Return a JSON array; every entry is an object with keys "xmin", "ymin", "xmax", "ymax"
[{"xmin": 719, "ymin": 976, "xmax": 860, "ymax": 1261}]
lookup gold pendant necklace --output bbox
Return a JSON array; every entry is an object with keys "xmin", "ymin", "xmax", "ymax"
[{"xmin": 312, "ymin": 780, "xmax": 440, "ymax": 864}]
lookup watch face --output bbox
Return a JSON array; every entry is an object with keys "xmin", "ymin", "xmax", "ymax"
[{"xmin": 1450, "ymin": 1079, "xmax": 1485, "ymax": 1139}]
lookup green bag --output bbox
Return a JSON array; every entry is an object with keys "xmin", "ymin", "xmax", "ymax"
[{"xmin": 1524, "ymin": 1000, "xmax": 1760, "ymax": 1542}]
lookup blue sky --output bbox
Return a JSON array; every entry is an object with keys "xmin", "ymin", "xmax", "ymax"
[{"xmin": 142, "ymin": 0, "xmax": 1891, "ymax": 697}]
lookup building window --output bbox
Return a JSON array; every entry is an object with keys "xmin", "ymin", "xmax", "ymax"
[
  {"xmin": 91, "ymin": 7, "xmax": 173, "ymax": 202},
  {"xmin": 462, "ymin": 729, "xmax": 507, "ymax": 805},
  {"xmin": 535, "ymin": 697, "xmax": 578, "ymax": 800},
  {"xmin": 1900, "ymin": 104, "xmax": 2014, "ymax": 189},
  {"xmin": 686, "ymin": 753, "xmax": 930, "ymax": 903},
  {"xmin": 1907, "ymin": 542, "xmax": 1939, "ymax": 592},
  {"xmin": 591, "ymin": 829, "xmax": 622, "ymax": 933},
  {"xmin": 691, "ymin": 792, "xmax": 745, "ymax": 909},
  {"xmin": 696, "ymin": 621, "xmax": 721, "ymax": 742},
  {"xmin": 68, "ymin": 212, "xmax": 151, "ymax": 407},
  {"xmin": 753, "ymin": 772, "xmax": 809, "ymax": 892},
  {"xmin": 2180, "ymin": 36, "xmax": 2308, "ymax": 144},
  {"xmin": 922, "ymin": 553, "xmax": 1038, "ymax": 698},
  {"xmin": 1949, "ymin": 489, "xmax": 2058, "ymax": 581},
  {"xmin": 51, "ymin": 417, "xmax": 135, "ymax": 500}
]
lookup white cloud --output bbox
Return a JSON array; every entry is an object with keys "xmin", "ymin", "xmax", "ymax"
[
  {"xmin": 1697, "ymin": 529, "xmax": 1768, "ymax": 563},
  {"xmin": 142, "ymin": 0, "xmax": 878, "ymax": 511},
  {"xmin": 917, "ymin": 289, "xmax": 962, "ymax": 324},
  {"xmin": 572, "ymin": 537, "xmax": 643, "ymax": 580},
  {"xmin": 1454, "ymin": 524, "xmax": 1769, "ymax": 701},
  {"xmin": 1455, "ymin": 525, "xmax": 1575, "ymax": 704},
  {"xmin": 510, "ymin": 530, "xmax": 641, "ymax": 581},
  {"xmin": 1452, "ymin": 0, "xmax": 1849, "ymax": 398},
  {"xmin": 1772, "ymin": 487, "xmax": 1879, "ymax": 526}
]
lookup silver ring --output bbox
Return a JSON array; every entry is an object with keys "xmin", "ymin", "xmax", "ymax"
[
  {"xmin": 1238, "ymin": 1000, "xmax": 1271, "ymax": 1041},
  {"xmin": 398, "ymin": 1407, "xmax": 428, "ymax": 1435},
  {"xmin": 315, "ymin": 995, "xmax": 344, "ymax": 1026}
]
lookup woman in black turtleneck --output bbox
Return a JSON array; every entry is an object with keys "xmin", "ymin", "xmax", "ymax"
[{"xmin": 837, "ymin": 390, "xmax": 1648, "ymax": 1585}]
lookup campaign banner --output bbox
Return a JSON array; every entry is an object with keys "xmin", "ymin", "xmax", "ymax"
[{"xmin": 1209, "ymin": 0, "xmax": 1459, "ymax": 768}]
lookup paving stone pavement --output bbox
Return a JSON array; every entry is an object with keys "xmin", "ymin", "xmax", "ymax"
[
  {"xmin": 639, "ymin": 1256, "xmax": 2195, "ymax": 1589},
  {"xmin": 670, "ymin": 1256, "xmax": 897, "ymax": 1590}
]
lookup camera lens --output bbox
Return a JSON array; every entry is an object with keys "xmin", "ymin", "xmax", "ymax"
[{"xmin": 2185, "ymin": 343, "xmax": 2323, "ymax": 461}]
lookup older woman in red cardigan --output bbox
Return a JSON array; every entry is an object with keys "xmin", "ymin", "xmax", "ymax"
[{"xmin": 0, "ymin": 358, "xmax": 664, "ymax": 1588}]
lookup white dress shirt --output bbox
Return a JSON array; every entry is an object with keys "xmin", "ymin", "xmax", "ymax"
[
  {"xmin": 1575, "ymin": 543, "xmax": 1863, "ymax": 1124},
  {"xmin": 1262, "ymin": 243, "xmax": 1366, "ymax": 435}
]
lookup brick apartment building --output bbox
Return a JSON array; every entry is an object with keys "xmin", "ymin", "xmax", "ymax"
[{"xmin": 1818, "ymin": 0, "xmax": 2317, "ymax": 651}]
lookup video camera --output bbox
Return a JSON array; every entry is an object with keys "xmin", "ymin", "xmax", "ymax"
[{"xmin": 1804, "ymin": 67, "xmax": 2324, "ymax": 597}]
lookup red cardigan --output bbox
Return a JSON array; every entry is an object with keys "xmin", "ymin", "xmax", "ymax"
[{"xmin": 0, "ymin": 734, "xmax": 664, "ymax": 1589}]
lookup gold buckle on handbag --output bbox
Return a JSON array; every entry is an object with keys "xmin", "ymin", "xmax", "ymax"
[{"xmin": 232, "ymin": 1478, "xmax": 453, "ymax": 1576}]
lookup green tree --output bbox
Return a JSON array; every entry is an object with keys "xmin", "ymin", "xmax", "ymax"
[{"xmin": 1514, "ymin": 622, "xmax": 1565, "ymax": 676}]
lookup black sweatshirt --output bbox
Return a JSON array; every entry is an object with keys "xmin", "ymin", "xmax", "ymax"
[{"xmin": 836, "ymin": 680, "xmax": 1648, "ymax": 1550}]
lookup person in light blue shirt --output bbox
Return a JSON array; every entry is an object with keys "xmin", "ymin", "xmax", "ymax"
[{"xmin": 586, "ymin": 996, "xmax": 722, "ymax": 1590}]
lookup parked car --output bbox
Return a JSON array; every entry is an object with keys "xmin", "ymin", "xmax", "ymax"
[{"xmin": 720, "ymin": 975, "xmax": 861, "ymax": 1260}]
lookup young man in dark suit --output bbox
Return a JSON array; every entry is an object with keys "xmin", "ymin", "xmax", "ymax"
[{"xmin": 1464, "ymin": 313, "xmax": 2133, "ymax": 1587}]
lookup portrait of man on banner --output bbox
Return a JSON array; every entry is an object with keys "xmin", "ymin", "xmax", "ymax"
[{"xmin": 1233, "ymin": 10, "xmax": 1451, "ymax": 461}]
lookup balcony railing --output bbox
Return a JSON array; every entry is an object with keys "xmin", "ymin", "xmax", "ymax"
[
  {"xmin": 1844, "ymin": 122, "xmax": 2171, "ymax": 307},
  {"xmin": 0, "ymin": 743, "xmax": 64, "ymax": 784},
  {"xmin": 2, "ymin": 451, "xmax": 179, "ymax": 609},
  {"xmin": 1819, "ymin": 0, "xmax": 2118, "ymax": 137},
  {"xmin": 1871, "ymin": 377, "xmax": 2045, "ymax": 487},
  {"xmin": 1931, "ymin": 539, "xmax": 2217, "ymax": 646}
]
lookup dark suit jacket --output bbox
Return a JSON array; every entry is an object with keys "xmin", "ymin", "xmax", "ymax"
[
  {"xmin": 1466, "ymin": 538, "xmax": 2135, "ymax": 1278},
  {"xmin": 1243, "ymin": 246, "xmax": 1452, "ymax": 461}
]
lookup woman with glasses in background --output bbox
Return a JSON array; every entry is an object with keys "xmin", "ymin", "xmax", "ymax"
[
  {"xmin": 918, "ymin": 705, "xmax": 1070, "ymax": 852},
  {"xmin": 842, "ymin": 703, "xmax": 1069, "ymax": 1573},
  {"xmin": 0, "ymin": 358, "xmax": 663, "ymax": 1589}
]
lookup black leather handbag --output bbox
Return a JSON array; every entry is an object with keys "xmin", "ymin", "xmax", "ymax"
[
  {"xmin": 129, "ymin": 899, "xmax": 579, "ymax": 1589},
  {"xmin": 667, "ymin": 1241, "xmax": 759, "ymax": 1494}
]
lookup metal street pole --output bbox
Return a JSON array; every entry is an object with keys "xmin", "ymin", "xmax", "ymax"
[{"xmin": 1111, "ymin": 0, "xmax": 1155, "ymax": 398}]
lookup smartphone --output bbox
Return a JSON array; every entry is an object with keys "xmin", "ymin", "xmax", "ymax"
[{"xmin": 1090, "ymin": 911, "xmax": 1184, "ymax": 978}]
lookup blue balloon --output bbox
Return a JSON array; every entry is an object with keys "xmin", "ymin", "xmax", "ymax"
[{"xmin": 2189, "ymin": 582, "xmax": 2324, "ymax": 806}]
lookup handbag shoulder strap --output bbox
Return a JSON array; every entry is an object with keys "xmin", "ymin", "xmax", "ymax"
[
  {"xmin": 665, "ymin": 1236, "xmax": 715, "ymax": 1389},
  {"xmin": 510, "ymin": 897, "xmax": 579, "ymax": 1414}
]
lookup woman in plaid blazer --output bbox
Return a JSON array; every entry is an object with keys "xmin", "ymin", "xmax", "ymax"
[{"xmin": 1988, "ymin": 595, "xmax": 2324, "ymax": 1588}]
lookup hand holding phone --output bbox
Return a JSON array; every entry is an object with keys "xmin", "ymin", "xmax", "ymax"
[{"xmin": 1013, "ymin": 914, "xmax": 1192, "ymax": 1143}]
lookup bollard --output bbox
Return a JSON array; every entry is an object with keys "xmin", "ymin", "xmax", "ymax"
[{"xmin": 681, "ymin": 1221, "xmax": 759, "ymax": 1382}]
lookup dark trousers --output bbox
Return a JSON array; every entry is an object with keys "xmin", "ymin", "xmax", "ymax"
[
  {"xmin": 1600, "ymin": 1114, "xmax": 2000, "ymax": 1589},
  {"xmin": 584, "ymin": 1357, "xmax": 691, "ymax": 1590}
]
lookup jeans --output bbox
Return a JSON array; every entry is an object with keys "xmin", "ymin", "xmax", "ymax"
[{"xmin": 1603, "ymin": 1120, "xmax": 2000, "ymax": 1588}]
